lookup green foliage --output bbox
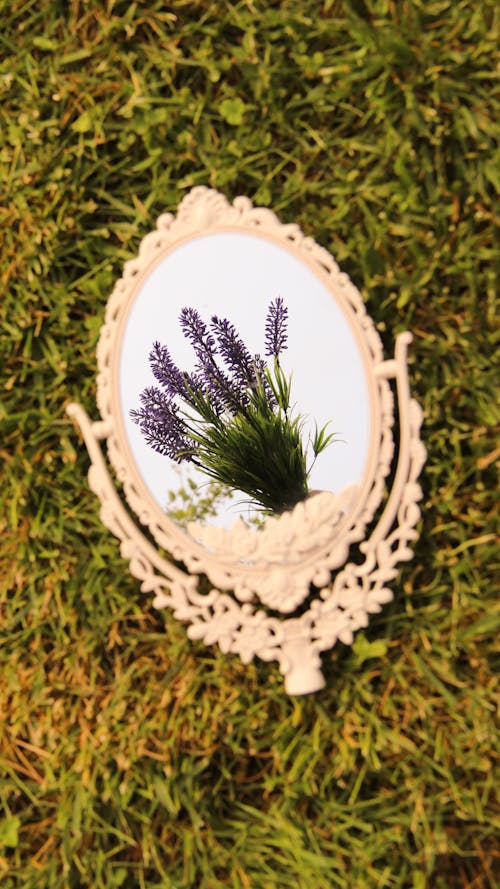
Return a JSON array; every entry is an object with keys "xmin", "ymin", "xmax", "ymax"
[
  {"xmin": 0, "ymin": 1, "xmax": 498, "ymax": 887},
  {"xmin": 181, "ymin": 359, "xmax": 334, "ymax": 514},
  {"xmin": 219, "ymin": 97, "xmax": 248, "ymax": 126},
  {"xmin": 165, "ymin": 475, "xmax": 232, "ymax": 526},
  {"xmin": 352, "ymin": 632, "xmax": 388, "ymax": 665},
  {"xmin": 0, "ymin": 816, "xmax": 21, "ymax": 850}
]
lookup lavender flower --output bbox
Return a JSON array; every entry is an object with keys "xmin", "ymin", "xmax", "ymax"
[
  {"xmin": 179, "ymin": 307, "xmax": 217, "ymax": 365},
  {"xmin": 149, "ymin": 342, "xmax": 188, "ymax": 399},
  {"xmin": 180, "ymin": 306, "xmax": 248, "ymax": 415},
  {"xmin": 211, "ymin": 315, "xmax": 279, "ymax": 408},
  {"xmin": 130, "ymin": 387, "xmax": 196, "ymax": 462},
  {"xmin": 210, "ymin": 315, "xmax": 257, "ymax": 386},
  {"xmin": 265, "ymin": 296, "xmax": 288, "ymax": 358},
  {"xmin": 130, "ymin": 297, "xmax": 334, "ymax": 515}
]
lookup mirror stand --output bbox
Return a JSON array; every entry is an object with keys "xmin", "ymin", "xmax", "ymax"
[{"xmin": 67, "ymin": 187, "xmax": 426, "ymax": 695}]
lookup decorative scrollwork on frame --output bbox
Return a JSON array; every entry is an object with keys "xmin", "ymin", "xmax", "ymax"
[{"xmin": 68, "ymin": 187, "xmax": 426, "ymax": 695}]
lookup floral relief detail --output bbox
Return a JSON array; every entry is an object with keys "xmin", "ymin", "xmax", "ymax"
[
  {"xmin": 187, "ymin": 597, "xmax": 242, "ymax": 652},
  {"xmin": 229, "ymin": 610, "xmax": 282, "ymax": 664},
  {"xmin": 188, "ymin": 486, "xmax": 359, "ymax": 613}
]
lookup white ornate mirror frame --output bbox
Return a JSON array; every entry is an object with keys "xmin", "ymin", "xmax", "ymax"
[{"xmin": 67, "ymin": 187, "xmax": 426, "ymax": 695}]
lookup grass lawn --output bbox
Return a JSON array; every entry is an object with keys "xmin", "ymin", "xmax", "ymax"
[{"xmin": 1, "ymin": 1, "xmax": 498, "ymax": 887}]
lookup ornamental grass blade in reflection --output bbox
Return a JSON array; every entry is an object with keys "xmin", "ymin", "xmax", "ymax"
[{"xmin": 130, "ymin": 298, "xmax": 336, "ymax": 515}]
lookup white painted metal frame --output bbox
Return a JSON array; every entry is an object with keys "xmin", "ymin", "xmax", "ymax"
[{"xmin": 67, "ymin": 187, "xmax": 426, "ymax": 695}]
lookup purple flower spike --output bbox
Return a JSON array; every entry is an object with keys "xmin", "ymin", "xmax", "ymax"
[
  {"xmin": 265, "ymin": 296, "xmax": 288, "ymax": 357},
  {"xmin": 210, "ymin": 315, "xmax": 256, "ymax": 385},
  {"xmin": 179, "ymin": 307, "xmax": 217, "ymax": 365},
  {"xmin": 149, "ymin": 342, "xmax": 187, "ymax": 399},
  {"xmin": 180, "ymin": 307, "xmax": 254, "ymax": 415},
  {"xmin": 130, "ymin": 387, "xmax": 196, "ymax": 462}
]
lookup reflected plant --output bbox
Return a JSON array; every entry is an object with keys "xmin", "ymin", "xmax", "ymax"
[
  {"xmin": 165, "ymin": 473, "xmax": 233, "ymax": 526},
  {"xmin": 131, "ymin": 298, "xmax": 336, "ymax": 514}
]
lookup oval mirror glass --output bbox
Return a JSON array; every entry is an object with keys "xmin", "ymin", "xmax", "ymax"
[{"xmin": 118, "ymin": 232, "xmax": 371, "ymax": 530}]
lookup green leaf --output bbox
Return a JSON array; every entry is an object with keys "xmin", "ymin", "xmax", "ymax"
[
  {"xmin": 71, "ymin": 110, "xmax": 93, "ymax": 133},
  {"xmin": 412, "ymin": 872, "xmax": 426, "ymax": 889},
  {"xmin": 312, "ymin": 422, "xmax": 336, "ymax": 456},
  {"xmin": 59, "ymin": 48, "xmax": 93, "ymax": 65},
  {"xmin": 219, "ymin": 98, "xmax": 247, "ymax": 125},
  {"xmin": 0, "ymin": 816, "xmax": 21, "ymax": 849},
  {"xmin": 352, "ymin": 634, "xmax": 388, "ymax": 665},
  {"xmin": 33, "ymin": 36, "xmax": 58, "ymax": 51},
  {"xmin": 113, "ymin": 868, "xmax": 129, "ymax": 887}
]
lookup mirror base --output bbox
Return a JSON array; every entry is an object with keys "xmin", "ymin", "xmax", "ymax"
[{"xmin": 282, "ymin": 640, "xmax": 326, "ymax": 695}]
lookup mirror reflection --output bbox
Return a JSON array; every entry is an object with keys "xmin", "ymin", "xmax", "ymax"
[{"xmin": 119, "ymin": 232, "xmax": 370, "ymax": 529}]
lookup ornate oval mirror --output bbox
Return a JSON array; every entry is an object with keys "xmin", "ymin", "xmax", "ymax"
[{"xmin": 68, "ymin": 187, "xmax": 426, "ymax": 695}]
